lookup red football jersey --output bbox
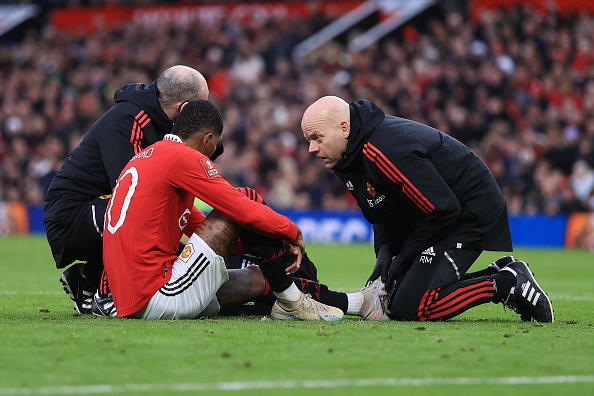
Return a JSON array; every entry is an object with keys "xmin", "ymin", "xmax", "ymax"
[{"xmin": 103, "ymin": 136, "xmax": 299, "ymax": 317}]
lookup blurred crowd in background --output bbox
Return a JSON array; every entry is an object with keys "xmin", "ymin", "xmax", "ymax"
[{"xmin": 1, "ymin": 2, "xmax": 594, "ymax": 238}]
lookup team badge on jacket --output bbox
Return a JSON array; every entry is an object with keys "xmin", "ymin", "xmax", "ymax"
[
  {"xmin": 366, "ymin": 183, "xmax": 376, "ymax": 198},
  {"xmin": 366, "ymin": 182, "xmax": 385, "ymax": 207}
]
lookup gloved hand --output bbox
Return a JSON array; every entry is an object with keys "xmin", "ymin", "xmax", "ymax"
[
  {"xmin": 209, "ymin": 138, "xmax": 224, "ymax": 162},
  {"xmin": 367, "ymin": 245, "xmax": 393, "ymax": 286},
  {"xmin": 384, "ymin": 255, "xmax": 404, "ymax": 292}
]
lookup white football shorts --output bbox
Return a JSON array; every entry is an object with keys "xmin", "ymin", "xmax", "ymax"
[{"xmin": 139, "ymin": 234, "xmax": 229, "ymax": 320}]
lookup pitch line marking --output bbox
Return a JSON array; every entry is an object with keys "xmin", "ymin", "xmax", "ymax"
[{"xmin": 0, "ymin": 376, "xmax": 593, "ymax": 395}]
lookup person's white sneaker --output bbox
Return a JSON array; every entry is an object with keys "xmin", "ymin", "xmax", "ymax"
[
  {"xmin": 358, "ymin": 278, "xmax": 390, "ymax": 321},
  {"xmin": 271, "ymin": 293, "xmax": 343, "ymax": 321}
]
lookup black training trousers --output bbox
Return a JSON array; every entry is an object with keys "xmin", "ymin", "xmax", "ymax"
[
  {"xmin": 45, "ymin": 196, "xmax": 110, "ymax": 286},
  {"xmin": 388, "ymin": 246, "xmax": 495, "ymax": 321}
]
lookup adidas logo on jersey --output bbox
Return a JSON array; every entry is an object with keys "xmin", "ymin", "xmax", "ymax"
[
  {"xmin": 421, "ymin": 247, "xmax": 436, "ymax": 256},
  {"xmin": 420, "ymin": 246, "xmax": 436, "ymax": 264},
  {"xmin": 346, "ymin": 181, "xmax": 354, "ymax": 191}
]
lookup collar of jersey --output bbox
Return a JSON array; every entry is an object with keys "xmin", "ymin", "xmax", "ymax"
[{"xmin": 163, "ymin": 134, "xmax": 183, "ymax": 143}]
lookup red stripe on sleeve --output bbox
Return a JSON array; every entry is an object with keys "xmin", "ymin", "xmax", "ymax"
[
  {"xmin": 131, "ymin": 120, "xmax": 141, "ymax": 154},
  {"xmin": 131, "ymin": 110, "xmax": 150, "ymax": 154},
  {"xmin": 129, "ymin": 119, "xmax": 137, "ymax": 144},
  {"xmin": 364, "ymin": 146, "xmax": 432, "ymax": 213},
  {"xmin": 139, "ymin": 116, "xmax": 151, "ymax": 129},
  {"xmin": 365, "ymin": 142, "xmax": 435, "ymax": 212},
  {"xmin": 363, "ymin": 144, "xmax": 434, "ymax": 213}
]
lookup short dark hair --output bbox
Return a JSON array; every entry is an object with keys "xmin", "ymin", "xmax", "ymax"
[{"xmin": 171, "ymin": 100, "xmax": 223, "ymax": 140}]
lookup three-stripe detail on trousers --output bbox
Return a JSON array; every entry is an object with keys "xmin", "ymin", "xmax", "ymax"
[{"xmin": 159, "ymin": 253, "xmax": 211, "ymax": 296}]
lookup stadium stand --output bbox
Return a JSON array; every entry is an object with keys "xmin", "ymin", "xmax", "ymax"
[{"xmin": 0, "ymin": 0, "xmax": 593, "ymax": 248}]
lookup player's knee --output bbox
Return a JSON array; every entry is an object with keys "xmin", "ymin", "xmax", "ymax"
[
  {"xmin": 245, "ymin": 265, "xmax": 266, "ymax": 294},
  {"xmin": 237, "ymin": 187, "xmax": 266, "ymax": 205},
  {"xmin": 388, "ymin": 296, "xmax": 422, "ymax": 321}
]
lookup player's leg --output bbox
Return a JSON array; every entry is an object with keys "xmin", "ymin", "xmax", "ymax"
[
  {"xmin": 62, "ymin": 196, "xmax": 110, "ymax": 282},
  {"xmin": 461, "ymin": 255, "xmax": 516, "ymax": 279},
  {"xmin": 93, "ymin": 212, "xmax": 242, "ymax": 319},
  {"xmin": 232, "ymin": 187, "xmax": 342, "ymax": 321},
  {"xmin": 234, "ymin": 187, "xmax": 320, "ymax": 282},
  {"xmin": 388, "ymin": 246, "xmax": 487, "ymax": 321},
  {"xmin": 292, "ymin": 252, "xmax": 319, "ymax": 282},
  {"xmin": 425, "ymin": 258, "xmax": 553, "ymax": 322},
  {"xmin": 238, "ymin": 233, "xmax": 343, "ymax": 321},
  {"xmin": 131, "ymin": 234, "xmax": 229, "ymax": 319},
  {"xmin": 216, "ymin": 266, "xmax": 267, "ymax": 312},
  {"xmin": 123, "ymin": 210, "xmax": 240, "ymax": 319},
  {"xmin": 295, "ymin": 277, "xmax": 389, "ymax": 320},
  {"xmin": 218, "ymin": 254, "xmax": 273, "ymax": 315},
  {"xmin": 219, "ymin": 262, "xmax": 387, "ymax": 320},
  {"xmin": 388, "ymin": 247, "xmax": 553, "ymax": 322},
  {"xmin": 227, "ymin": 252, "xmax": 319, "ymax": 282},
  {"xmin": 61, "ymin": 195, "xmax": 188, "ymax": 315},
  {"xmin": 113, "ymin": 209, "xmax": 340, "ymax": 320},
  {"xmin": 497, "ymin": 260, "xmax": 554, "ymax": 322},
  {"xmin": 220, "ymin": 256, "xmax": 316, "ymax": 317},
  {"xmin": 434, "ymin": 252, "xmax": 553, "ymax": 322},
  {"xmin": 56, "ymin": 195, "xmax": 110, "ymax": 314}
]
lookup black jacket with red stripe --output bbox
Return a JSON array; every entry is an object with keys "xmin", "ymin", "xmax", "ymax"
[
  {"xmin": 44, "ymin": 81, "xmax": 173, "ymax": 263},
  {"xmin": 333, "ymin": 100, "xmax": 512, "ymax": 269}
]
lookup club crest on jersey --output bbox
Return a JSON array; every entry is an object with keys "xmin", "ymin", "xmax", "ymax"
[
  {"xmin": 366, "ymin": 183, "xmax": 376, "ymax": 198},
  {"xmin": 365, "ymin": 182, "xmax": 385, "ymax": 207},
  {"xmin": 200, "ymin": 158, "xmax": 219, "ymax": 178},
  {"xmin": 179, "ymin": 243, "xmax": 194, "ymax": 263},
  {"xmin": 99, "ymin": 194, "xmax": 112, "ymax": 200}
]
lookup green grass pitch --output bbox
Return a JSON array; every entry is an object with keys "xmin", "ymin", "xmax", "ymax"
[{"xmin": 0, "ymin": 235, "xmax": 593, "ymax": 395}]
